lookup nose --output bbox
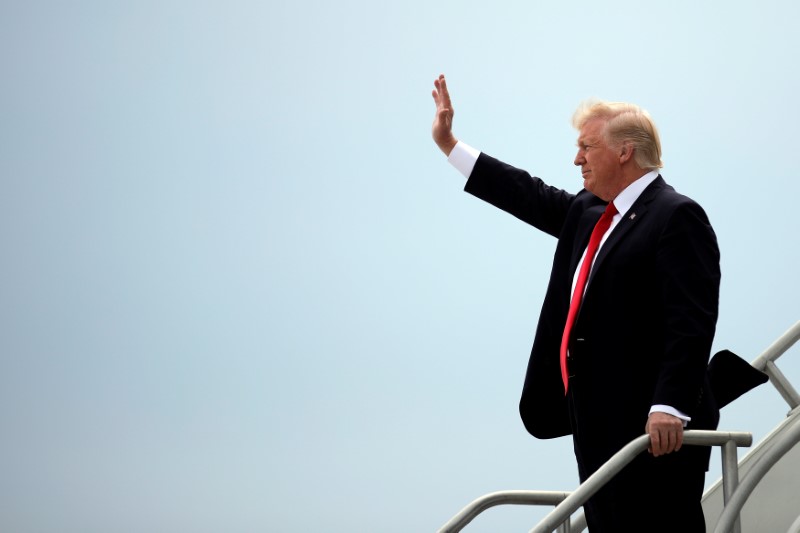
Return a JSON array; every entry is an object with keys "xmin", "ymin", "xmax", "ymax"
[{"xmin": 574, "ymin": 149, "xmax": 585, "ymax": 166}]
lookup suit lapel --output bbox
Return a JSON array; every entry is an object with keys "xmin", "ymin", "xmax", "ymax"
[{"xmin": 586, "ymin": 176, "xmax": 667, "ymax": 289}]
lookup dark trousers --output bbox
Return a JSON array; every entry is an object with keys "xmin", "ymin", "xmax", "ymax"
[{"xmin": 581, "ymin": 451, "xmax": 707, "ymax": 533}]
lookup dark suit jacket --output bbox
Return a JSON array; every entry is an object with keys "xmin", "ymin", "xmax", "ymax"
[{"xmin": 464, "ymin": 153, "xmax": 721, "ymax": 475}]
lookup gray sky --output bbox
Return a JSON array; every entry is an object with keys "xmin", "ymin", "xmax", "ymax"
[{"xmin": 1, "ymin": 1, "xmax": 799, "ymax": 531}]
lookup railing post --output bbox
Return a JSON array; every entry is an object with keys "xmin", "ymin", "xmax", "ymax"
[
  {"xmin": 713, "ymin": 417, "xmax": 800, "ymax": 533},
  {"xmin": 764, "ymin": 360, "xmax": 800, "ymax": 410},
  {"xmin": 721, "ymin": 439, "xmax": 741, "ymax": 533},
  {"xmin": 751, "ymin": 321, "xmax": 800, "ymax": 410}
]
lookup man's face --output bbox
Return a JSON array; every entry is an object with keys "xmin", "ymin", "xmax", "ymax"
[{"xmin": 574, "ymin": 118, "xmax": 623, "ymax": 201}]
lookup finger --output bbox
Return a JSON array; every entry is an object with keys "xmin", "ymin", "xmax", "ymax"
[
  {"xmin": 439, "ymin": 75, "xmax": 452, "ymax": 107},
  {"xmin": 432, "ymin": 84, "xmax": 449, "ymax": 114},
  {"xmin": 666, "ymin": 430, "xmax": 676, "ymax": 454},
  {"xmin": 650, "ymin": 430, "xmax": 662, "ymax": 457},
  {"xmin": 433, "ymin": 74, "xmax": 449, "ymax": 106},
  {"xmin": 675, "ymin": 427, "xmax": 683, "ymax": 452}
]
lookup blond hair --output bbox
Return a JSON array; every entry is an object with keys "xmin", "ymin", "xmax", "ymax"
[{"xmin": 572, "ymin": 100, "xmax": 663, "ymax": 170}]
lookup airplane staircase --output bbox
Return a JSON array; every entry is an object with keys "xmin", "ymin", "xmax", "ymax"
[{"xmin": 438, "ymin": 320, "xmax": 800, "ymax": 533}]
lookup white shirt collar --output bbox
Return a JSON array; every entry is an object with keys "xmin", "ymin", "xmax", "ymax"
[{"xmin": 611, "ymin": 170, "xmax": 659, "ymax": 217}]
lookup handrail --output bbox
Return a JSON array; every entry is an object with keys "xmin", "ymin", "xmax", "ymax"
[
  {"xmin": 439, "ymin": 321, "xmax": 799, "ymax": 533},
  {"xmin": 751, "ymin": 320, "xmax": 800, "ymax": 368},
  {"xmin": 750, "ymin": 320, "xmax": 800, "ymax": 409},
  {"xmin": 528, "ymin": 430, "xmax": 752, "ymax": 533},
  {"xmin": 713, "ymin": 415, "xmax": 800, "ymax": 533},
  {"xmin": 437, "ymin": 491, "xmax": 571, "ymax": 533},
  {"xmin": 437, "ymin": 430, "xmax": 752, "ymax": 533}
]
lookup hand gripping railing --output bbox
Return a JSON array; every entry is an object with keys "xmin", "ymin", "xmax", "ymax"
[
  {"xmin": 528, "ymin": 430, "xmax": 752, "ymax": 533},
  {"xmin": 438, "ymin": 430, "xmax": 752, "ymax": 533}
]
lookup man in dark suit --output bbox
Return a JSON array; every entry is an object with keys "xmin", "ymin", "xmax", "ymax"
[{"xmin": 431, "ymin": 74, "xmax": 720, "ymax": 532}]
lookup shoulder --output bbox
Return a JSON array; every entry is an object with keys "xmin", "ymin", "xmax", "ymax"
[{"xmin": 646, "ymin": 177, "xmax": 713, "ymax": 224}]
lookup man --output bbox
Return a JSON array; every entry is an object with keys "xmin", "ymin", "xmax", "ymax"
[{"xmin": 431, "ymin": 74, "xmax": 720, "ymax": 532}]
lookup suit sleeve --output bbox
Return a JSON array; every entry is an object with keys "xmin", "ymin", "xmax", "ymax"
[
  {"xmin": 651, "ymin": 201, "xmax": 721, "ymax": 415},
  {"xmin": 464, "ymin": 153, "xmax": 575, "ymax": 238}
]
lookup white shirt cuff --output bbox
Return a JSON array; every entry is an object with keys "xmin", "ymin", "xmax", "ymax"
[
  {"xmin": 649, "ymin": 404, "xmax": 691, "ymax": 427},
  {"xmin": 447, "ymin": 141, "xmax": 481, "ymax": 179}
]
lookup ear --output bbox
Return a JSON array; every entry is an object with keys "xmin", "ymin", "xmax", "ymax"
[{"xmin": 619, "ymin": 142, "xmax": 634, "ymax": 164}]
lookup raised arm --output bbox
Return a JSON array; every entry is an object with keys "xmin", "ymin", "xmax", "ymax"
[{"xmin": 431, "ymin": 74, "xmax": 458, "ymax": 156}]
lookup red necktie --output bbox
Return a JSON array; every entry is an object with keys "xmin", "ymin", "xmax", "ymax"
[{"xmin": 560, "ymin": 202, "xmax": 618, "ymax": 393}]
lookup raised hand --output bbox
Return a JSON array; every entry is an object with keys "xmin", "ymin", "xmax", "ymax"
[{"xmin": 431, "ymin": 74, "xmax": 458, "ymax": 156}]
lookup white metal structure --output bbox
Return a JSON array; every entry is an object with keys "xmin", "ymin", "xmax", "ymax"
[{"xmin": 704, "ymin": 321, "xmax": 800, "ymax": 532}]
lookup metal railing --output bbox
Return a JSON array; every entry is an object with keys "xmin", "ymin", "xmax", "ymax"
[
  {"xmin": 710, "ymin": 320, "xmax": 800, "ymax": 533},
  {"xmin": 713, "ymin": 413, "xmax": 800, "ymax": 533},
  {"xmin": 437, "ymin": 491, "xmax": 572, "ymax": 533},
  {"xmin": 439, "ymin": 430, "xmax": 752, "ymax": 533},
  {"xmin": 751, "ymin": 321, "xmax": 800, "ymax": 410},
  {"xmin": 529, "ymin": 431, "xmax": 752, "ymax": 533},
  {"xmin": 439, "ymin": 320, "xmax": 800, "ymax": 533}
]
